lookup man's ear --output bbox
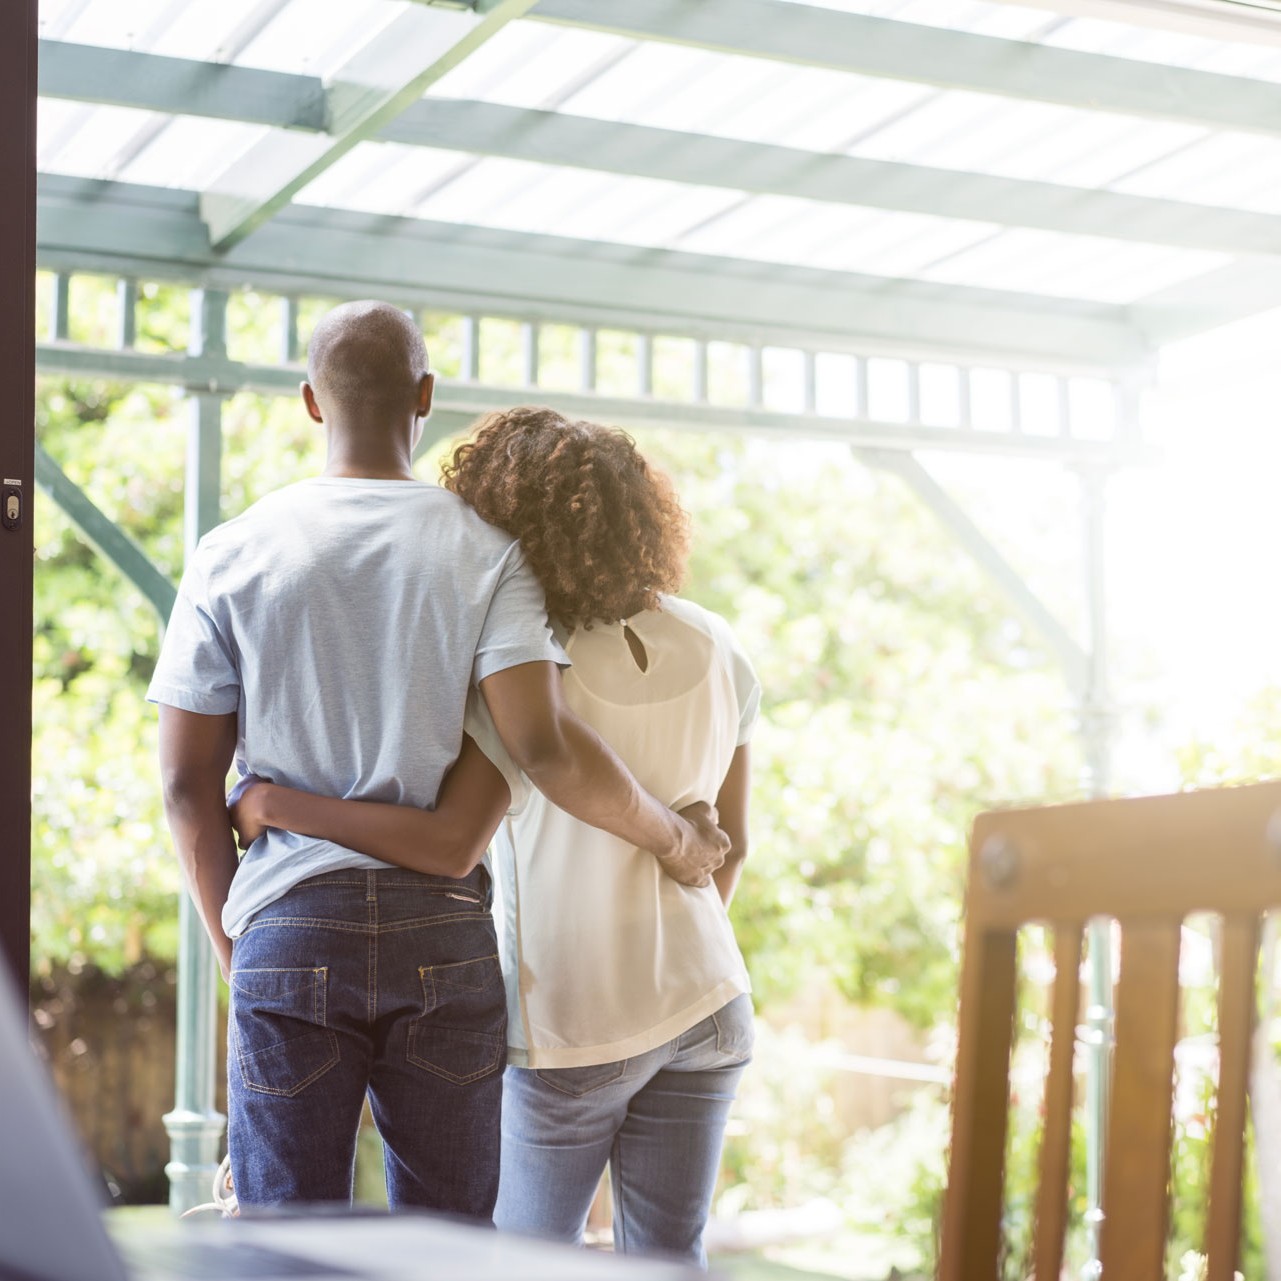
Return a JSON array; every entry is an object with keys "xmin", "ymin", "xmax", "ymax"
[
  {"xmin": 301, "ymin": 381, "xmax": 324, "ymax": 424},
  {"xmin": 416, "ymin": 372, "xmax": 435, "ymax": 419}
]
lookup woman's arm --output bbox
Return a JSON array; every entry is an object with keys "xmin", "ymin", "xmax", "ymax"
[
  {"xmin": 230, "ymin": 735, "xmax": 510, "ymax": 879},
  {"xmin": 712, "ymin": 743, "xmax": 751, "ymax": 907}
]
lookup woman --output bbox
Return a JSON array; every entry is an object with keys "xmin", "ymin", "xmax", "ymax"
[{"xmin": 231, "ymin": 406, "xmax": 759, "ymax": 1266}]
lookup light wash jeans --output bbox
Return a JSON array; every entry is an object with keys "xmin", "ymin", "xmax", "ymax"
[{"xmin": 494, "ymin": 993, "xmax": 754, "ymax": 1268}]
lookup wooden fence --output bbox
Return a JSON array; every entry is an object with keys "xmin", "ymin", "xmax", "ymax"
[{"xmin": 30, "ymin": 962, "xmax": 226, "ymax": 1203}]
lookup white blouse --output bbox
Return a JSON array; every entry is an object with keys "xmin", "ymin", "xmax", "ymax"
[{"xmin": 466, "ymin": 594, "xmax": 760, "ymax": 1068}]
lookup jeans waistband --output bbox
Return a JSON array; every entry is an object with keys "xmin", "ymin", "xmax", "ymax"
[{"xmin": 298, "ymin": 863, "xmax": 492, "ymax": 906}]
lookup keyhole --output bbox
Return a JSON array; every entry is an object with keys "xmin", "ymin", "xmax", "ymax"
[{"xmin": 623, "ymin": 624, "xmax": 649, "ymax": 673}]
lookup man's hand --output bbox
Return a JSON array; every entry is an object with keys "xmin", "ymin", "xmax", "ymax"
[{"xmin": 658, "ymin": 802, "xmax": 730, "ymax": 888}]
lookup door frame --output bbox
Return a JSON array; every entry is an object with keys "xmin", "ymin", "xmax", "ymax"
[{"xmin": 0, "ymin": 1, "xmax": 38, "ymax": 996}]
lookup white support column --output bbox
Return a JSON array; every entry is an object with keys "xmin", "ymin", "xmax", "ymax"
[
  {"xmin": 115, "ymin": 279, "xmax": 136, "ymax": 351},
  {"xmin": 462, "ymin": 315, "xmax": 480, "ymax": 382},
  {"xmin": 521, "ymin": 321, "xmax": 539, "ymax": 388},
  {"xmin": 636, "ymin": 334, "xmax": 653, "ymax": 398},
  {"xmin": 1079, "ymin": 462, "xmax": 1115, "ymax": 1276},
  {"xmin": 579, "ymin": 328, "xmax": 597, "ymax": 393},
  {"xmin": 164, "ymin": 287, "xmax": 229, "ymax": 1217},
  {"xmin": 50, "ymin": 271, "xmax": 70, "ymax": 342},
  {"xmin": 280, "ymin": 296, "xmax": 300, "ymax": 366}
]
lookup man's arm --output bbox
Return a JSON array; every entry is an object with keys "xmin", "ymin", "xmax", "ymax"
[
  {"xmin": 478, "ymin": 661, "xmax": 728, "ymax": 887},
  {"xmin": 230, "ymin": 736, "xmax": 510, "ymax": 878},
  {"xmin": 712, "ymin": 744, "xmax": 751, "ymax": 907},
  {"xmin": 158, "ymin": 706, "xmax": 239, "ymax": 979}
]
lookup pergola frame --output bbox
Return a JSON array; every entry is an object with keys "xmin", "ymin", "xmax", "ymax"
[{"xmin": 24, "ymin": 0, "xmax": 1281, "ymax": 1243}]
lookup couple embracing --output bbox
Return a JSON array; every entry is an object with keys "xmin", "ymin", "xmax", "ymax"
[{"xmin": 149, "ymin": 301, "xmax": 758, "ymax": 1269}]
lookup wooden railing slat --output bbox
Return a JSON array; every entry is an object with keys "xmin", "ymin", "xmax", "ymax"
[
  {"xmin": 1206, "ymin": 914, "xmax": 1261, "ymax": 1281},
  {"xmin": 1033, "ymin": 923, "xmax": 1083, "ymax": 1281},
  {"xmin": 1098, "ymin": 920, "xmax": 1182, "ymax": 1279}
]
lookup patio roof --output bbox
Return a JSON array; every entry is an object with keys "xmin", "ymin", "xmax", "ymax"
[{"xmin": 32, "ymin": 0, "xmax": 1281, "ymax": 379}]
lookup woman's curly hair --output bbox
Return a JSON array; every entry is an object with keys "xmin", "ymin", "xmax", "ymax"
[{"xmin": 441, "ymin": 406, "xmax": 691, "ymax": 628}]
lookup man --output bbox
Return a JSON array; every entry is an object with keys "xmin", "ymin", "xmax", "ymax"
[{"xmin": 148, "ymin": 301, "xmax": 727, "ymax": 1219}]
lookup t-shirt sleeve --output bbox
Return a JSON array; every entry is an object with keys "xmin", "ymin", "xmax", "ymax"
[
  {"xmin": 472, "ymin": 546, "xmax": 568, "ymax": 685},
  {"xmin": 146, "ymin": 555, "xmax": 241, "ymax": 715},
  {"xmin": 711, "ymin": 612, "xmax": 761, "ymax": 746},
  {"xmin": 463, "ymin": 688, "xmax": 530, "ymax": 816}
]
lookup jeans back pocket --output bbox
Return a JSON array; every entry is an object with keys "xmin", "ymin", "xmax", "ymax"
[
  {"xmin": 231, "ymin": 967, "xmax": 340, "ymax": 1097},
  {"xmin": 407, "ymin": 954, "xmax": 506, "ymax": 1085},
  {"xmin": 711, "ymin": 993, "xmax": 756, "ymax": 1063}
]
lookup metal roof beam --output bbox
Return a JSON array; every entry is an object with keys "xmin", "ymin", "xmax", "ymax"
[
  {"xmin": 39, "ymin": 42, "xmax": 1281, "ymax": 257},
  {"xmin": 197, "ymin": 0, "xmax": 537, "ymax": 250},
  {"xmin": 34, "ymin": 341, "xmax": 1139, "ymax": 464},
  {"xmin": 1129, "ymin": 259, "xmax": 1281, "ymax": 345},
  {"xmin": 37, "ymin": 39, "xmax": 328, "ymax": 130},
  {"xmin": 36, "ymin": 174, "xmax": 1152, "ymax": 371},
  {"xmin": 34, "ymin": 442, "xmax": 177, "ymax": 622},
  {"xmin": 383, "ymin": 98, "xmax": 1281, "ymax": 259},
  {"xmin": 1006, "ymin": 0, "xmax": 1281, "ymax": 50},
  {"xmin": 533, "ymin": 0, "xmax": 1281, "ymax": 139}
]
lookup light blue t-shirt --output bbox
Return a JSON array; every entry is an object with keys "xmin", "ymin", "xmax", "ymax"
[{"xmin": 147, "ymin": 476, "xmax": 566, "ymax": 936}]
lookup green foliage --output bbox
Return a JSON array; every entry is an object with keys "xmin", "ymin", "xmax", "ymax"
[
  {"xmin": 33, "ymin": 375, "xmax": 182, "ymax": 975},
  {"xmin": 634, "ymin": 431, "xmax": 1082, "ymax": 1018},
  {"xmin": 1177, "ymin": 685, "xmax": 1281, "ymax": 786}
]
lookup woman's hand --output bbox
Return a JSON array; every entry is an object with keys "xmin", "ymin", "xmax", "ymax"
[{"xmin": 229, "ymin": 780, "xmax": 271, "ymax": 851}]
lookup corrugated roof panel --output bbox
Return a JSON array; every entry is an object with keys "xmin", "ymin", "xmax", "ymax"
[
  {"xmin": 851, "ymin": 89, "xmax": 1208, "ymax": 184},
  {"xmin": 389, "ymin": 154, "xmax": 739, "ymax": 246},
  {"xmin": 775, "ymin": 0, "xmax": 1055, "ymax": 40},
  {"xmin": 39, "ymin": 0, "xmax": 90, "ymax": 40},
  {"xmin": 1110, "ymin": 133, "xmax": 1281, "ymax": 214},
  {"xmin": 1041, "ymin": 15, "xmax": 1281, "ymax": 82},
  {"xmin": 233, "ymin": 0, "xmax": 408, "ymax": 76},
  {"xmin": 564, "ymin": 44, "xmax": 797, "ymax": 136},
  {"xmin": 920, "ymin": 228, "xmax": 1229, "ymax": 302},
  {"xmin": 493, "ymin": 40, "xmax": 939, "ymax": 152},
  {"xmin": 546, "ymin": 175, "xmax": 745, "ymax": 245},
  {"xmin": 52, "ymin": 0, "xmax": 191, "ymax": 50},
  {"xmin": 38, "ymin": 102, "xmax": 157, "ymax": 176},
  {"xmin": 1030, "ymin": 119, "xmax": 1210, "ymax": 189},
  {"xmin": 147, "ymin": 0, "xmax": 289, "ymax": 61},
  {"xmin": 776, "ymin": 0, "xmax": 1281, "ymax": 76},
  {"xmin": 117, "ymin": 116, "xmax": 269, "ymax": 189},
  {"xmin": 426, "ymin": 22, "xmax": 633, "ymax": 108},
  {"xmin": 674, "ymin": 195, "xmax": 1001, "ymax": 276},
  {"xmin": 294, "ymin": 141, "xmax": 471, "ymax": 217}
]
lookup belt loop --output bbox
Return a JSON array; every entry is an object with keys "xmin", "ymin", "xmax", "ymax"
[{"xmin": 366, "ymin": 870, "xmax": 377, "ymax": 903}]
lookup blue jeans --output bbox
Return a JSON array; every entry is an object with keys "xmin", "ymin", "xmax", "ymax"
[
  {"xmin": 494, "ymin": 993, "xmax": 754, "ymax": 1267},
  {"xmin": 227, "ymin": 866, "xmax": 505, "ymax": 1218}
]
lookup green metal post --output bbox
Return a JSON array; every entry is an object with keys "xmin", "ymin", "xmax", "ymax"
[{"xmin": 164, "ymin": 288, "xmax": 229, "ymax": 1217}]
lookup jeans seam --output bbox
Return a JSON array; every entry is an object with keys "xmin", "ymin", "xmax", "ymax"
[
  {"xmin": 407, "ymin": 959, "xmax": 504, "ymax": 1084},
  {"xmin": 611, "ymin": 1131, "xmax": 628, "ymax": 1251},
  {"xmin": 242, "ymin": 912, "xmax": 490, "ymax": 935},
  {"xmin": 368, "ymin": 874, "xmax": 377, "ymax": 1027},
  {"xmin": 237, "ymin": 1030, "xmax": 340, "ymax": 1097}
]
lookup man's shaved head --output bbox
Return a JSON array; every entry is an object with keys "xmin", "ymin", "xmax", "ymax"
[{"xmin": 306, "ymin": 300, "xmax": 429, "ymax": 417}]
